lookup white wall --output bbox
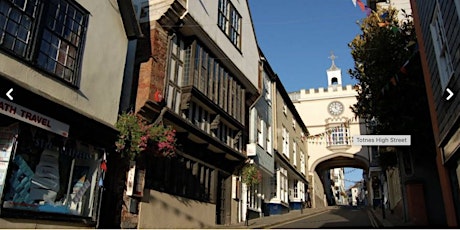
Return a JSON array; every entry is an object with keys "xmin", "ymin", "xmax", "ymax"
[{"xmin": 291, "ymin": 85, "xmax": 370, "ymax": 172}]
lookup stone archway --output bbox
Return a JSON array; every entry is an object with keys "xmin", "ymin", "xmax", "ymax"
[
  {"xmin": 312, "ymin": 152, "xmax": 369, "ymax": 174},
  {"xmin": 308, "ymin": 153, "xmax": 370, "ymax": 208}
]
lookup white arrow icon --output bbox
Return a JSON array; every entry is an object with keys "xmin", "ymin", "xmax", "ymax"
[
  {"xmin": 446, "ymin": 88, "xmax": 454, "ymax": 101},
  {"xmin": 6, "ymin": 88, "xmax": 13, "ymax": 100}
]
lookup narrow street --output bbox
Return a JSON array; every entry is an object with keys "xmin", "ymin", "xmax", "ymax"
[{"xmin": 271, "ymin": 206, "xmax": 375, "ymax": 228}]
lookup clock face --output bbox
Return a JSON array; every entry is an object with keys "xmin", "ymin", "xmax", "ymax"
[{"xmin": 328, "ymin": 101, "xmax": 344, "ymax": 116}]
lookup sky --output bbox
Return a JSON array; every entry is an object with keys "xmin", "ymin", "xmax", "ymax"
[
  {"xmin": 248, "ymin": 0, "xmax": 366, "ymax": 188},
  {"xmin": 248, "ymin": 0, "xmax": 365, "ymax": 92}
]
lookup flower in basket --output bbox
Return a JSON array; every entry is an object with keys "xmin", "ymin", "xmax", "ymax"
[
  {"xmin": 147, "ymin": 124, "xmax": 177, "ymax": 158},
  {"xmin": 241, "ymin": 163, "xmax": 261, "ymax": 186},
  {"xmin": 115, "ymin": 112, "xmax": 177, "ymax": 160}
]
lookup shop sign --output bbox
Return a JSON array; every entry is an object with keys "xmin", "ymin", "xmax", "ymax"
[
  {"xmin": 126, "ymin": 163, "xmax": 136, "ymax": 196},
  {"xmin": 0, "ymin": 98, "xmax": 69, "ymax": 137},
  {"xmin": 126, "ymin": 163, "xmax": 145, "ymax": 197}
]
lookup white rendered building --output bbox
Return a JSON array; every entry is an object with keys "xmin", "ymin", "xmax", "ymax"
[{"xmin": 289, "ymin": 54, "xmax": 374, "ymax": 208}]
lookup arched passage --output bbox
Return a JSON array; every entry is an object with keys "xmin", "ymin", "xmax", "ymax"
[
  {"xmin": 309, "ymin": 153, "xmax": 370, "ymax": 207},
  {"xmin": 312, "ymin": 152, "xmax": 369, "ymax": 174}
]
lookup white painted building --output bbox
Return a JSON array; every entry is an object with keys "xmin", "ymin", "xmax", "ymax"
[
  {"xmin": 289, "ymin": 53, "xmax": 372, "ymax": 208},
  {"xmin": 330, "ymin": 168, "xmax": 347, "ymax": 205}
]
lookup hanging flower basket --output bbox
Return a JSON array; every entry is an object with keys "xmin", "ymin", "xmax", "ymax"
[
  {"xmin": 115, "ymin": 112, "xmax": 177, "ymax": 161},
  {"xmin": 241, "ymin": 163, "xmax": 262, "ymax": 186}
]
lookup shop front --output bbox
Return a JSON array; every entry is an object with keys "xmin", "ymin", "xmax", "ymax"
[{"xmin": 0, "ymin": 79, "xmax": 116, "ymax": 228}]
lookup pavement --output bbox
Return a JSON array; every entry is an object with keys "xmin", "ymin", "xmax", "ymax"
[
  {"xmin": 210, "ymin": 207, "xmax": 333, "ymax": 229},
  {"xmin": 0, "ymin": 205, "xmax": 414, "ymax": 229},
  {"xmin": 211, "ymin": 205, "xmax": 415, "ymax": 229},
  {"xmin": 368, "ymin": 206, "xmax": 415, "ymax": 228}
]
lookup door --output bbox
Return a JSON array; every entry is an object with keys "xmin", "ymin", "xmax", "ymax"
[{"xmin": 216, "ymin": 172, "xmax": 232, "ymax": 225}]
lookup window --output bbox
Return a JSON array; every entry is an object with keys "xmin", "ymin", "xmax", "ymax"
[
  {"xmin": 282, "ymin": 127, "xmax": 289, "ymax": 158},
  {"xmin": 430, "ymin": 3, "xmax": 454, "ymax": 90},
  {"xmin": 185, "ymin": 40, "xmax": 246, "ymax": 123},
  {"xmin": 278, "ymin": 167, "xmax": 288, "ymax": 203},
  {"xmin": 270, "ymin": 177, "xmax": 277, "ymax": 199},
  {"xmin": 257, "ymin": 115, "xmax": 263, "ymax": 147},
  {"xmin": 292, "ymin": 119, "xmax": 296, "ymax": 129},
  {"xmin": 146, "ymin": 154, "xmax": 214, "ymax": 203},
  {"xmin": 0, "ymin": 0, "xmax": 88, "ymax": 86},
  {"xmin": 167, "ymin": 34, "xmax": 185, "ymax": 113},
  {"xmin": 293, "ymin": 180, "xmax": 298, "ymax": 198},
  {"xmin": 327, "ymin": 126, "xmax": 349, "ymax": 146},
  {"xmin": 3, "ymin": 123, "xmax": 102, "ymax": 217},
  {"xmin": 292, "ymin": 140, "xmax": 297, "ymax": 166},
  {"xmin": 217, "ymin": 0, "xmax": 241, "ymax": 48},
  {"xmin": 263, "ymin": 71, "xmax": 271, "ymax": 103},
  {"xmin": 248, "ymin": 183, "xmax": 260, "ymax": 210},
  {"xmin": 266, "ymin": 125, "xmax": 272, "ymax": 155},
  {"xmin": 300, "ymin": 151, "xmax": 305, "ymax": 175}
]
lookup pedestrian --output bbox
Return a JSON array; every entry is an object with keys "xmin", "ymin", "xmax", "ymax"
[{"xmin": 306, "ymin": 189, "xmax": 312, "ymax": 208}]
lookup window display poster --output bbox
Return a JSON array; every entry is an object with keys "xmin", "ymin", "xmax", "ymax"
[
  {"xmin": 0, "ymin": 123, "xmax": 18, "ymax": 200},
  {"xmin": 0, "ymin": 162, "xmax": 7, "ymax": 194},
  {"xmin": 0, "ymin": 123, "xmax": 19, "ymax": 161}
]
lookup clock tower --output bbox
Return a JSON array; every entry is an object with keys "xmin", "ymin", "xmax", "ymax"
[
  {"xmin": 288, "ymin": 52, "xmax": 375, "ymax": 208},
  {"xmin": 327, "ymin": 51, "xmax": 342, "ymax": 88}
]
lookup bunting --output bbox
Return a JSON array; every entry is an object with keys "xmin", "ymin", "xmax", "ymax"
[
  {"xmin": 356, "ymin": 0, "xmax": 365, "ymax": 11},
  {"xmin": 378, "ymin": 40, "xmax": 419, "ymax": 97},
  {"xmin": 355, "ymin": 0, "xmax": 372, "ymax": 16}
]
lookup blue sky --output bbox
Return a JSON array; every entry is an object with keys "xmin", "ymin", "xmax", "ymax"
[
  {"xmin": 248, "ymin": 0, "xmax": 365, "ymax": 188},
  {"xmin": 248, "ymin": 0, "xmax": 365, "ymax": 92}
]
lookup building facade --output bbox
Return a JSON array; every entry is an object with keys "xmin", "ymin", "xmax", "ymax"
[
  {"xmin": 330, "ymin": 168, "xmax": 347, "ymax": 205},
  {"xmin": 126, "ymin": 0, "xmax": 260, "ymax": 228},
  {"xmin": 411, "ymin": 0, "xmax": 460, "ymax": 226},
  {"xmin": 244, "ymin": 50, "xmax": 276, "ymax": 220},
  {"xmin": 0, "ymin": 0, "xmax": 141, "ymax": 228},
  {"xmin": 289, "ymin": 55, "xmax": 372, "ymax": 209},
  {"xmin": 270, "ymin": 75, "xmax": 309, "ymax": 215}
]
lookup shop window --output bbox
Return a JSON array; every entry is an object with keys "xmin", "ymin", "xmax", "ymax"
[
  {"xmin": 1, "ymin": 123, "xmax": 103, "ymax": 218},
  {"xmin": 0, "ymin": 0, "xmax": 88, "ymax": 87}
]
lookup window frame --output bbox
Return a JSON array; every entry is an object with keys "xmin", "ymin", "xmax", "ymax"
[
  {"xmin": 292, "ymin": 140, "xmax": 297, "ymax": 166},
  {"xmin": 430, "ymin": 2, "xmax": 454, "ymax": 91},
  {"xmin": 327, "ymin": 126, "xmax": 350, "ymax": 146},
  {"xmin": 0, "ymin": 0, "xmax": 88, "ymax": 87},
  {"xmin": 217, "ymin": 0, "xmax": 241, "ymax": 49}
]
